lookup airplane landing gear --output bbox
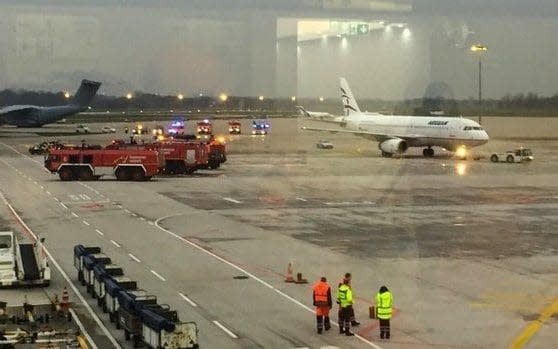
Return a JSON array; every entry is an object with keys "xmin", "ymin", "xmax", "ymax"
[{"xmin": 423, "ymin": 147, "xmax": 434, "ymax": 157}]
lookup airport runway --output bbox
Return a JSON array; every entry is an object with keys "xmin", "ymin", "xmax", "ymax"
[{"xmin": 1, "ymin": 117, "xmax": 557, "ymax": 348}]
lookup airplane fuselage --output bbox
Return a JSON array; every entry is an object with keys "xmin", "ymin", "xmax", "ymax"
[
  {"xmin": 1, "ymin": 105, "xmax": 86, "ymax": 127},
  {"xmin": 345, "ymin": 113, "xmax": 489, "ymax": 151}
]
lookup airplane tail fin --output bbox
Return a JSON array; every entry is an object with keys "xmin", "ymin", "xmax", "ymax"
[
  {"xmin": 71, "ymin": 79, "xmax": 101, "ymax": 107},
  {"xmin": 339, "ymin": 77, "xmax": 361, "ymax": 116},
  {"xmin": 296, "ymin": 106, "xmax": 311, "ymax": 117}
]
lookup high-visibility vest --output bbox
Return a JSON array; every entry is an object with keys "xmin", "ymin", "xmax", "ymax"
[
  {"xmin": 337, "ymin": 284, "xmax": 353, "ymax": 308},
  {"xmin": 375, "ymin": 291, "xmax": 393, "ymax": 319},
  {"xmin": 313, "ymin": 281, "xmax": 330, "ymax": 307}
]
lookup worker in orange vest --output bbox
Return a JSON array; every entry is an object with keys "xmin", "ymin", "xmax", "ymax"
[
  {"xmin": 337, "ymin": 272, "xmax": 360, "ymax": 333},
  {"xmin": 312, "ymin": 277, "xmax": 332, "ymax": 334}
]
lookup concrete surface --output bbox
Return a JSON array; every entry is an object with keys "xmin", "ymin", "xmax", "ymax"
[{"xmin": 0, "ymin": 117, "xmax": 557, "ymax": 348}]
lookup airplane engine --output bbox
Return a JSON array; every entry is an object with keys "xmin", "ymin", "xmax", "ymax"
[{"xmin": 379, "ymin": 138, "xmax": 408, "ymax": 155}]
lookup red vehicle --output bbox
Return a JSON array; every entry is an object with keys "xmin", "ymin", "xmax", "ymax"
[
  {"xmin": 173, "ymin": 134, "xmax": 227, "ymax": 169},
  {"xmin": 107, "ymin": 139, "xmax": 218, "ymax": 173},
  {"xmin": 44, "ymin": 147, "xmax": 162, "ymax": 181},
  {"xmin": 228, "ymin": 120, "xmax": 241, "ymax": 134},
  {"xmin": 196, "ymin": 119, "xmax": 212, "ymax": 135}
]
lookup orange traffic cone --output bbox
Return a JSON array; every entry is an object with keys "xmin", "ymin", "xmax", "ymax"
[
  {"xmin": 61, "ymin": 287, "xmax": 70, "ymax": 312},
  {"xmin": 285, "ymin": 263, "xmax": 295, "ymax": 283}
]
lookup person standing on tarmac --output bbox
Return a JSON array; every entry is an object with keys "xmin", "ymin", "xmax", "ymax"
[
  {"xmin": 337, "ymin": 272, "xmax": 360, "ymax": 333},
  {"xmin": 312, "ymin": 277, "xmax": 332, "ymax": 334},
  {"xmin": 337, "ymin": 278, "xmax": 355, "ymax": 336},
  {"xmin": 375, "ymin": 285, "xmax": 393, "ymax": 340}
]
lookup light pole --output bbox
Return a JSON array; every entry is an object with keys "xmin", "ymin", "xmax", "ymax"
[{"xmin": 470, "ymin": 44, "xmax": 487, "ymax": 124}]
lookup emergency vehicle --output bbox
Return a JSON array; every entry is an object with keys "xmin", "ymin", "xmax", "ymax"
[
  {"xmin": 167, "ymin": 118, "xmax": 185, "ymax": 135},
  {"xmin": 196, "ymin": 119, "xmax": 212, "ymax": 135},
  {"xmin": 228, "ymin": 120, "xmax": 241, "ymax": 134},
  {"xmin": 44, "ymin": 147, "xmax": 163, "ymax": 181},
  {"xmin": 251, "ymin": 120, "xmax": 270, "ymax": 135}
]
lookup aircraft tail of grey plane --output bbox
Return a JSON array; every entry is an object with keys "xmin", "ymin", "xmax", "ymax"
[{"xmin": 72, "ymin": 80, "xmax": 101, "ymax": 107}]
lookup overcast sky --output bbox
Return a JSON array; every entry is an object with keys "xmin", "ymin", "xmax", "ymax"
[{"xmin": 0, "ymin": 1, "xmax": 557, "ymax": 99}]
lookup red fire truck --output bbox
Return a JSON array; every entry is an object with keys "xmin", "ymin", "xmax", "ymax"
[
  {"xmin": 45, "ymin": 148, "xmax": 163, "ymax": 181},
  {"xmin": 228, "ymin": 120, "xmax": 241, "ymax": 134},
  {"xmin": 196, "ymin": 119, "xmax": 212, "ymax": 135},
  {"xmin": 107, "ymin": 139, "xmax": 214, "ymax": 174}
]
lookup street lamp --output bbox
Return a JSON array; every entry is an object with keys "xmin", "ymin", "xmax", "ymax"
[
  {"xmin": 177, "ymin": 93, "xmax": 184, "ymax": 100},
  {"xmin": 219, "ymin": 93, "xmax": 228, "ymax": 102},
  {"xmin": 63, "ymin": 91, "xmax": 70, "ymax": 99},
  {"xmin": 470, "ymin": 44, "xmax": 487, "ymax": 124},
  {"xmin": 319, "ymin": 96, "xmax": 325, "ymax": 102},
  {"xmin": 291, "ymin": 96, "xmax": 296, "ymax": 102},
  {"xmin": 126, "ymin": 93, "xmax": 133, "ymax": 100}
]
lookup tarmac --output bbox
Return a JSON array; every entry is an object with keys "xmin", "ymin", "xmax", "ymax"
[{"xmin": 0, "ymin": 116, "xmax": 557, "ymax": 348}]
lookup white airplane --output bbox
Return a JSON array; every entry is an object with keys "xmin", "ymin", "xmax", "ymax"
[
  {"xmin": 301, "ymin": 78, "xmax": 489, "ymax": 158},
  {"xmin": 296, "ymin": 106, "xmax": 339, "ymax": 122}
]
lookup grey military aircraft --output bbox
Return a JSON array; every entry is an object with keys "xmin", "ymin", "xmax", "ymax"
[{"xmin": 0, "ymin": 79, "xmax": 101, "ymax": 127}]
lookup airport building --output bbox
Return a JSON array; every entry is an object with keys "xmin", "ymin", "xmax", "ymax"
[{"xmin": 0, "ymin": 0, "xmax": 557, "ymax": 99}]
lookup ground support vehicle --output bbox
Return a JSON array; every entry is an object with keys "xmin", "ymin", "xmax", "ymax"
[
  {"xmin": 251, "ymin": 120, "xmax": 270, "ymax": 135},
  {"xmin": 75, "ymin": 124, "xmax": 89, "ymax": 133},
  {"xmin": 1, "ymin": 299, "xmax": 84, "ymax": 347},
  {"xmin": 228, "ymin": 120, "xmax": 241, "ymax": 134},
  {"xmin": 73, "ymin": 245, "xmax": 199, "ymax": 348},
  {"xmin": 316, "ymin": 140, "xmax": 334, "ymax": 149},
  {"xmin": 28, "ymin": 140, "xmax": 63, "ymax": 155},
  {"xmin": 132, "ymin": 124, "xmax": 149, "ymax": 135},
  {"xmin": 196, "ymin": 120, "xmax": 212, "ymax": 135},
  {"xmin": 44, "ymin": 147, "xmax": 163, "ymax": 181},
  {"xmin": 172, "ymin": 134, "xmax": 226, "ymax": 169},
  {"xmin": 0, "ymin": 231, "xmax": 50, "ymax": 288},
  {"xmin": 102, "ymin": 126, "xmax": 117, "ymax": 133},
  {"xmin": 490, "ymin": 148, "xmax": 534, "ymax": 163}
]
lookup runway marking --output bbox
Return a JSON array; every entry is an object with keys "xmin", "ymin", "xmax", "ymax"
[
  {"xmin": 0, "ymin": 191, "xmax": 120, "ymax": 349},
  {"xmin": 223, "ymin": 197, "xmax": 242, "ymax": 204},
  {"xmin": 82, "ymin": 220, "xmax": 90, "ymax": 226},
  {"xmin": 39, "ymin": 185, "xmax": 44, "ymax": 189},
  {"xmin": 128, "ymin": 253, "xmax": 141, "ymax": 263},
  {"xmin": 124, "ymin": 209, "xmax": 131, "ymax": 213},
  {"xmin": 54, "ymin": 197, "xmax": 60, "ymax": 202},
  {"xmin": 148, "ymin": 221, "xmax": 155, "ymax": 225},
  {"xmin": 131, "ymin": 213, "xmax": 138, "ymax": 217},
  {"xmin": 69, "ymin": 194, "xmax": 79, "ymax": 201},
  {"xmin": 139, "ymin": 217, "xmax": 146, "ymax": 221},
  {"xmin": 154, "ymin": 215, "xmax": 383, "ymax": 349},
  {"xmin": 46, "ymin": 191, "xmax": 51, "ymax": 195},
  {"xmin": 150, "ymin": 270, "xmax": 166, "ymax": 282},
  {"xmin": 60, "ymin": 202, "xmax": 68, "ymax": 209},
  {"xmin": 295, "ymin": 197, "xmax": 308, "ymax": 202},
  {"xmin": 79, "ymin": 194, "xmax": 91, "ymax": 200},
  {"xmin": 110, "ymin": 240, "xmax": 121, "ymax": 248},
  {"xmin": 71, "ymin": 212, "xmax": 79, "ymax": 218},
  {"xmin": 510, "ymin": 298, "xmax": 558, "ymax": 349},
  {"xmin": 178, "ymin": 292, "xmax": 198, "ymax": 307},
  {"xmin": 212, "ymin": 320, "xmax": 238, "ymax": 339},
  {"xmin": 95, "ymin": 229, "xmax": 104, "ymax": 236}
]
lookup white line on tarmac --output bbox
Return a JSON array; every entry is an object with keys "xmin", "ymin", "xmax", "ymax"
[
  {"xmin": 223, "ymin": 197, "xmax": 242, "ymax": 204},
  {"xmin": 128, "ymin": 253, "xmax": 141, "ymax": 263},
  {"xmin": 39, "ymin": 185, "xmax": 44, "ymax": 189},
  {"xmin": 71, "ymin": 212, "xmax": 79, "ymax": 218},
  {"xmin": 212, "ymin": 320, "xmax": 238, "ymax": 339},
  {"xmin": 82, "ymin": 220, "xmax": 90, "ymax": 226},
  {"xmin": 54, "ymin": 197, "xmax": 60, "ymax": 202},
  {"xmin": 154, "ymin": 215, "xmax": 383, "ymax": 349},
  {"xmin": 178, "ymin": 292, "xmax": 198, "ymax": 307},
  {"xmin": 139, "ymin": 217, "xmax": 145, "ymax": 221},
  {"xmin": 295, "ymin": 197, "xmax": 308, "ymax": 202},
  {"xmin": 60, "ymin": 202, "xmax": 68, "ymax": 209},
  {"xmin": 110, "ymin": 240, "xmax": 121, "ymax": 248},
  {"xmin": 150, "ymin": 270, "xmax": 166, "ymax": 282},
  {"xmin": 124, "ymin": 209, "xmax": 131, "ymax": 213},
  {"xmin": 95, "ymin": 229, "xmax": 104, "ymax": 236},
  {"xmin": 0, "ymin": 191, "xmax": 121, "ymax": 349},
  {"xmin": 46, "ymin": 191, "xmax": 51, "ymax": 195},
  {"xmin": 148, "ymin": 221, "xmax": 154, "ymax": 225},
  {"xmin": 131, "ymin": 213, "xmax": 137, "ymax": 217}
]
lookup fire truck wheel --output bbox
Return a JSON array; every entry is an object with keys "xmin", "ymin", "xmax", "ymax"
[
  {"xmin": 78, "ymin": 167, "xmax": 94, "ymax": 181},
  {"xmin": 115, "ymin": 167, "xmax": 131, "ymax": 181},
  {"xmin": 131, "ymin": 168, "xmax": 146, "ymax": 181},
  {"xmin": 59, "ymin": 167, "xmax": 75, "ymax": 181},
  {"xmin": 185, "ymin": 167, "xmax": 196, "ymax": 175}
]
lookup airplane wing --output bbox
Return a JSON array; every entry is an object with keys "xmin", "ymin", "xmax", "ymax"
[{"xmin": 300, "ymin": 126, "xmax": 425, "ymax": 142}]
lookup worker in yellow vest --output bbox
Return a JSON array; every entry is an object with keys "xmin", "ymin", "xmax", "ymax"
[
  {"xmin": 337, "ymin": 278, "xmax": 355, "ymax": 336},
  {"xmin": 375, "ymin": 285, "xmax": 393, "ymax": 340}
]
